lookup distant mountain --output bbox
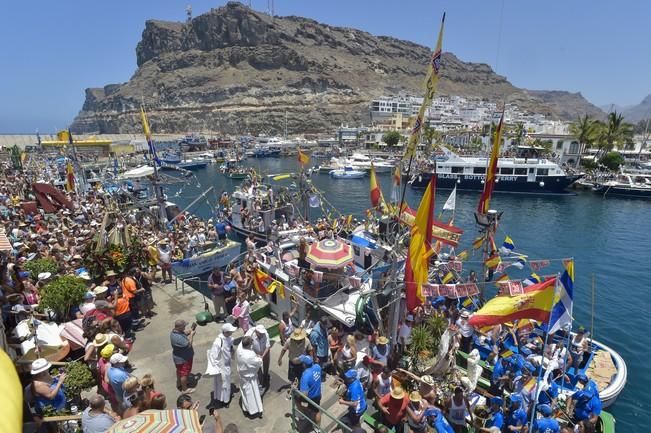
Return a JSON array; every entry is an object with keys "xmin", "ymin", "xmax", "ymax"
[
  {"xmin": 71, "ymin": 2, "xmax": 605, "ymax": 134},
  {"xmin": 599, "ymin": 103, "xmax": 630, "ymax": 113},
  {"xmin": 622, "ymin": 95, "xmax": 651, "ymax": 123}
]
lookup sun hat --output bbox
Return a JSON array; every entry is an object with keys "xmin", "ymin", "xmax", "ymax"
[
  {"xmin": 537, "ymin": 404, "xmax": 553, "ymax": 417},
  {"xmin": 390, "ymin": 387, "xmax": 406, "ymax": 400},
  {"xmin": 92, "ymin": 333, "xmax": 108, "ymax": 347},
  {"xmin": 298, "ymin": 355, "xmax": 313, "ymax": 366},
  {"xmin": 31, "ymin": 358, "xmax": 52, "ymax": 375},
  {"xmin": 222, "ymin": 323, "xmax": 237, "ymax": 333},
  {"xmin": 83, "ymin": 291, "xmax": 96, "ymax": 301},
  {"xmin": 93, "ymin": 286, "xmax": 108, "ymax": 296},
  {"xmin": 377, "ymin": 336, "xmax": 389, "ymax": 345},
  {"xmin": 110, "ymin": 353, "xmax": 128, "ymax": 364},
  {"xmin": 409, "ymin": 391, "xmax": 422, "ymax": 403},
  {"xmin": 100, "ymin": 344, "xmax": 115, "ymax": 359},
  {"xmin": 105, "ymin": 270, "xmax": 117, "ymax": 277},
  {"xmin": 291, "ymin": 328, "xmax": 307, "ymax": 341},
  {"xmin": 420, "ymin": 375, "xmax": 435, "ymax": 386},
  {"xmin": 254, "ymin": 324, "xmax": 266, "ymax": 334}
]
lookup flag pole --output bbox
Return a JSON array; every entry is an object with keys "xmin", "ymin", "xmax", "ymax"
[{"xmin": 527, "ymin": 273, "xmax": 561, "ymax": 433}]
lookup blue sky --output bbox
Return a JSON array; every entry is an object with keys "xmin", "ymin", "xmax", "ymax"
[{"xmin": 1, "ymin": 0, "xmax": 649, "ymax": 132}]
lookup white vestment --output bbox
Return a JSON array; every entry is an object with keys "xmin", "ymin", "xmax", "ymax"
[
  {"xmin": 236, "ymin": 345, "xmax": 263, "ymax": 416},
  {"xmin": 205, "ymin": 333, "xmax": 233, "ymax": 403}
]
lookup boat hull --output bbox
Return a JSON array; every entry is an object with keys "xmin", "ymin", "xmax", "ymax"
[
  {"xmin": 226, "ymin": 219, "xmax": 269, "ymax": 243},
  {"xmin": 171, "ymin": 241, "xmax": 241, "ymax": 277},
  {"xmin": 409, "ymin": 172, "xmax": 582, "ymax": 194},
  {"xmin": 593, "ymin": 183, "xmax": 651, "ymax": 198}
]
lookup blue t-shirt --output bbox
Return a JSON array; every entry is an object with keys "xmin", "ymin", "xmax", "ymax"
[
  {"xmin": 345, "ymin": 380, "xmax": 367, "ymax": 415},
  {"xmin": 309, "ymin": 323, "xmax": 329, "ymax": 358},
  {"xmin": 532, "ymin": 417, "xmax": 560, "ymax": 433},
  {"xmin": 505, "ymin": 407, "xmax": 527, "ymax": 428},
  {"xmin": 538, "ymin": 381, "xmax": 559, "ymax": 405},
  {"xmin": 492, "ymin": 361, "xmax": 506, "ymax": 385},
  {"xmin": 487, "ymin": 410, "xmax": 504, "ymax": 429},
  {"xmin": 216, "ymin": 223, "xmax": 226, "ymax": 235},
  {"xmin": 107, "ymin": 367, "xmax": 130, "ymax": 403},
  {"xmin": 300, "ymin": 364, "xmax": 322, "ymax": 400}
]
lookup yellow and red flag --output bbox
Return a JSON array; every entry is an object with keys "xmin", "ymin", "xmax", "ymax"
[
  {"xmin": 405, "ymin": 175, "xmax": 436, "ymax": 311},
  {"xmin": 403, "ymin": 13, "xmax": 445, "ymax": 160},
  {"xmin": 468, "ymin": 277, "xmax": 556, "ymax": 328},
  {"xmin": 65, "ymin": 161, "xmax": 75, "ymax": 192},
  {"xmin": 297, "ymin": 148, "xmax": 310, "ymax": 166},
  {"xmin": 399, "ymin": 204, "xmax": 463, "ymax": 247},
  {"xmin": 477, "ymin": 109, "xmax": 505, "ymax": 214},
  {"xmin": 253, "ymin": 268, "xmax": 272, "ymax": 295},
  {"xmin": 485, "ymin": 254, "xmax": 501, "ymax": 269},
  {"xmin": 369, "ymin": 164, "xmax": 385, "ymax": 208},
  {"xmin": 267, "ymin": 279, "xmax": 285, "ymax": 299}
]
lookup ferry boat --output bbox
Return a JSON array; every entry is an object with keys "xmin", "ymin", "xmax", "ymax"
[
  {"xmin": 408, "ymin": 151, "xmax": 582, "ymax": 194},
  {"xmin": 178, "ymin": 133, "xmax": 208, "ymax": 151}
]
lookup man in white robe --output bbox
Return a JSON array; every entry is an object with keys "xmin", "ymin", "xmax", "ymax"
[
  {"xmin": 205, "ymin": 323, "xmax": 236, "ymax": 407},
  {"xmin": 236, "ymin": 335, "xmax": 264, "ymax": 417}
]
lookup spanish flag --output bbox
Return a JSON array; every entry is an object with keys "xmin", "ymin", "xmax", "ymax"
[
  {"xmin": 403, "ymin": 13, "xmax": 445, "ymax": 160},
  {"xmin": 369, "ymin": 164, "xmax": 384, "ymax": 208},
  {"xmin": 495, "ymin": 273, "xmax": 509, "ymax": 286},
  {"xmin": 399, "ymin": 204, "xmax": 463, "ymax": 247},
  {"xmin": 485, "ymin": 254, "xmax": 501, "ymax": 269},
  {"xmin": 65, "ymin": 161, "xmax": 75, "ymax": 192},
  {"xmin": 468, "ymin": 277, "xmax": 556, "ymax": 328},
  {"xmin": 253, "ymin": 268, "xmax": 272, "ymax": 295},
  {"xmin": 297, "ymin": 148, "xmax": 310, "ymax": 166},
  {"xmin": 405, "ymin": 175, "xmax": 436, "ymax": 311},
  {"xmin": 441, "ymin": 271, "xmax": 454, "ymax": 284},
  {"xmin": 477, "ymin": 109, "xmax": 504, "ymax": 214},
  {"xmin": 456, "ymin": 250, "xmax": 469, "ymax": 261},
  {"xmin": 472, "ymin": 236, "xmax": 484, "ymax": 249}
]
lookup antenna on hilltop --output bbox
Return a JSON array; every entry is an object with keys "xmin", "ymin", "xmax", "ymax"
[
  {"xmin": 267, "ymin": 0, "xmax": 274, "ymax": 17},
  {"xmin": 186, "ymin": 5, "xmax": 192, "ymax": 22}
]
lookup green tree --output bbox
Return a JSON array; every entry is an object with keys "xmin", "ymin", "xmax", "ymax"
[
  {"xmin": 594, "ymin": 111, "xmax": 634, "ymax": 158},
  {"xmin": 599, "ymin": 152, "xmax": 625, "ymax": 171},
  {"xmin": 39, "ymin": 276, "xmax": 88, "ymax": 320},
  {"xmin": 511, "ymin": 122, "xmax": 526, "ymax": 148},
  {"xmin": 569, "ymin": 115, "xmax": 599, "ymax": 167},
  {"xmin": 382, "ymin": 130, "xmax": 401, "ymax": 147}
]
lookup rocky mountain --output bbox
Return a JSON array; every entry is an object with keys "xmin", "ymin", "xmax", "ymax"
[
  {"xmin": 71, "ymin": 2, "xmax": 603, "ymax": 135},
  {"xmin": 621, "ymin": 95, "xmax": 651, "ymax": 122}
]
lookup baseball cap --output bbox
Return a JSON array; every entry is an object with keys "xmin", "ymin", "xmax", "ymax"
[
  {"xmin": 222, "ymin": 323, "xmax": 237, "ymax": 333},
  {"xmin": 298, "ymin": 355, "xmax": 313, "ymax": 366},
  {"xmin": 110, "ymin": 353, "xmax": 128, "ymax": 364}
]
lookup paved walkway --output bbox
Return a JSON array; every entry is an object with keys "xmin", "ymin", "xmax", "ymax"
[{"xmin": 127, "ymin": 280, "xmax": 359, "ymax": 433}]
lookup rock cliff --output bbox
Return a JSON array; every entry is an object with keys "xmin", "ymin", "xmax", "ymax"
[{"xmin": 71, "ymin": 2, "xmax": 603, "ymax": 134}]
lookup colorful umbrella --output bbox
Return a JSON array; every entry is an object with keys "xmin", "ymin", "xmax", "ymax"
[
  {"xmin": 306, "ymin": 239, "xmax": 354, "ymax": 269},
  {"xmin": 106, "ymin": 409, "xmax": 201, "ymax": 433}
]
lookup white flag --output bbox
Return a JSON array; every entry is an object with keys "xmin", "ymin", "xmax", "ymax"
[{"xmin": 443, "ymin": 186, "xmax": 456, "ymax": 211}]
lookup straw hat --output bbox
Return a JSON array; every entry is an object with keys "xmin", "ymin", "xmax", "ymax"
[
  {"xmin": 377, "ymin": 336, "xmax": 389, "ymax": 345},
  {"xmin": 409, "ymin": 391, "xmax": 422, "ymax": 403},
  {"xmin": 92, "ymin": 333, "xmax": 108, "ymax": 347},
  {"xmin": 105, "ymin": 270, "xmax": 117, "ymax": 277},
  {"xmin": 93, "ymin": 286, "xmax": 108, "ymax": 296},
  {"xmin": 291, "ymin": 328, "xmax": 307, "ymax": 341},
  {"xmin": 390, "ymin": 387, "xmax": 406, "ymax": 400},
  {"xmin": 31, "ymin": 358, "xmax": 52, "ymax": 375}
]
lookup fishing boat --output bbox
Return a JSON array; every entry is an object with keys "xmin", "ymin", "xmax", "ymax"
[
  {"xmin": 160, "ymin": 151, "xmax": 182, "ymax": 165},
  {"xmin": 224, "ymin": 183, "xmax": 295, "ymax": 242},
  {"xmin": 408, "ymin": 149, "xmax": 582, "ymax": 193},
  {"xmin": 593, "ymin": 171, "xmax": 651, "ymax": 198},
  {"xmin": 170, "ymin": 240, "xmax": 241, "ymax": 278},
  {"xmin": 178, "ymin": 133, "xmax": 208, "ymax": 151},
  {"xmin": 329, "ymin": 167, "xmax": 366, "ymax": 179}
]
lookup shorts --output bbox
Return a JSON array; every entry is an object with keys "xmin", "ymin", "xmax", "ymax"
[
  {"xmin": 162, "ymin": 263, "xmax": 172, "ymax": 271},
  {"xmin": 175, "ymin": 359, "xmax": 193, "ymax": 377}
]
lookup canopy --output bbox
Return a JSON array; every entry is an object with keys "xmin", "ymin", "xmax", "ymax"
[
  {"xmin": 106, "ymin": 409, "xmax": 201, "ymax": 433},
  {"xmin": 306, "ymin": 239, "xmax": 353, "ymax": 269},
  {"xmin": 120, "ymin": 165, "xmax": 155, "ymax": 179}
]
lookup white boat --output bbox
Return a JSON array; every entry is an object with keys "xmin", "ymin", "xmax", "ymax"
[
  {"xmin": 329, "ymin": 167, "xmax": 366, "ymax": 179},
  {"xmin": 171, "ymin": 240, "xmax": 241, "ymax": 278},
  {"xmin": 327, "ymin": 153, "xmax": 395, "ymax": 173}
]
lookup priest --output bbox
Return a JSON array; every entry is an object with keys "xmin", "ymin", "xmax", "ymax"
[{"xmin": 236, "ymin": 335, "xmax": 264, "ymax": 418}]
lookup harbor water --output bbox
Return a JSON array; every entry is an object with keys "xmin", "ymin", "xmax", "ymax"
[{"xmin": 168, "ymin": 157, "xmax": 648, "ymax": 433}]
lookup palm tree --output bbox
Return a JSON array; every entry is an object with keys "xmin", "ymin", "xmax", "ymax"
[
  {"xmin": 511, "ymin": 122, "xmax": 526, "ymax": 148},
  {"xmin": 569, "ymin": 115, "xmax": 598, "ymax": 167},
  {"xmin": 594, "ymin": 111, "xmax": 634, "ymax": 159}
]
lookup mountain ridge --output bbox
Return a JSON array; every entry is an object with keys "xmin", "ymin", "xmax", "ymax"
[{"xmin": 71, "ymin": 2, "xmax": 604, "ymax": 135}]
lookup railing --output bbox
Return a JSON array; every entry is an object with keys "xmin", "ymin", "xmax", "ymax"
[{"xmin": 290, "ymin": 388, "xmax": 352, "ymax": 433}]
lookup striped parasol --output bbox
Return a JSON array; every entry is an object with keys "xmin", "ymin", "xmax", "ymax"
[
  {"xmin": 0, "ymin": 228, "xmax": 11, "ymax": 252},
  {"xmin": 106, "ymin": 409, "xmax": 201, "ymax": 433},
  {"xmin": 306, "ymin": 239, "xmax": 353, "ymax": 269}
]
